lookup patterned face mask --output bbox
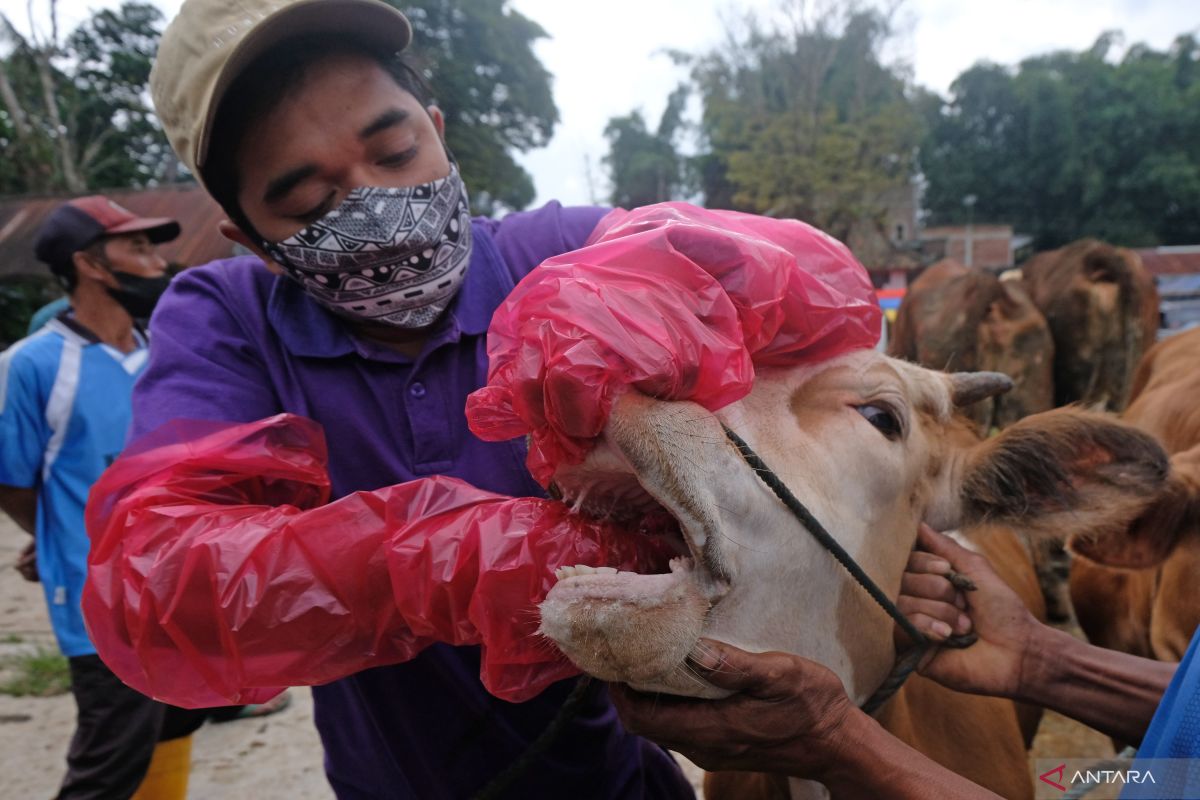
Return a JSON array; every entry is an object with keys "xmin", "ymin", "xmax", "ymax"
[{"xmin": 264, "ymin": 165, "xmax": 473, "ymax": 328}]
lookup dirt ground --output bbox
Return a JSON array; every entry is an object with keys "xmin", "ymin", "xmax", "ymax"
[
  {"xmin": 0, "ymin": 516, "xmax": 335, "ymax": 799},
  {"xmin": 0, "ymin": 515, "xmax": 1115, "ymax": 799}
]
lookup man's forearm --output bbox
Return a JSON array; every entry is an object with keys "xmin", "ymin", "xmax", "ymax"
[
  {"xmin": 1016, "ymin": 625, "xmax": 1174, "ymax": 744},
  {"xmin": 819, "ymin": 709, "xmax": 999, "ymax": 799},
  {"xmin": 0, "ymin": 485, "xmax": 37, "ymax": 535}
]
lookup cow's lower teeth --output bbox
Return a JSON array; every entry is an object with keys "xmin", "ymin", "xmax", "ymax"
[{"xmin": 553, "ymin": 564, "xmax": 633, "ymax": 582}]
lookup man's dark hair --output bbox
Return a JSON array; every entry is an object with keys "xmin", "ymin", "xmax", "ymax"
[
  {"xmin": 52, "ymin": 237, "xmax": 110, "ymax": 293},
  {"xmin": 204, "ymin": 34, "xmax": 436, "ymax": 239}
]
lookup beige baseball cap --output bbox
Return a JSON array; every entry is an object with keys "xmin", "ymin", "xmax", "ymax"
[{"xmin": 151, "ymin": 0, "xmax": 413, "ymax": 181}]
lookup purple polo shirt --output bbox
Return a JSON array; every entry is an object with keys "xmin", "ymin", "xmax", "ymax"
[{"xmin": 130, "ymin": 202, "xmax": 694, "ymax": 800}]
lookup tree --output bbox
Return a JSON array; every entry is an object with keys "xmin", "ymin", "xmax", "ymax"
[
  {"xmin": 0, "ymin": 0, "xmax": 559, "ymax": 211},
  {"xmin": 395, "ymin": 0, "xmax": 558, "ymax": 214},
  {"xmin": 682, "ymin": 2, "xmax": 923, "ymax": 243},
  {"xmin": 0, "ymin": 1, "xmax": 177, "ymax": 195},
  {"xmin": 603, "ymin": 85, "xmax": 690, "ymax": 207},
  {"xmin": 921, "ymin": 33, "xmax": 1200, "ymax": 248}
]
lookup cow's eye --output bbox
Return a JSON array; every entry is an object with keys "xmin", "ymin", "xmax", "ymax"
[{"xmin": 856, "ymin": 404, "xmax": 903, "ymax": 440}]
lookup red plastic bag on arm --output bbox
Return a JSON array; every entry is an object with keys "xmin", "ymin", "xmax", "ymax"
[
  {"xmin": 466, "ymin": 202, "xmax": 881, "ymax": 483},
  {"xmin": 82, "ymin": 414, "xmax": 679, "ymax": 708}
]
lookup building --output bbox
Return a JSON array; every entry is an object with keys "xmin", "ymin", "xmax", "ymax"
[
  {"xmin": 0, "ymin": 184, "xmax": 234, "ymax": 280},
  {"xmin": 919, "ymin": 224, "xmax": 1015, "ymax": 270},
  {"xmin": 843, "ymin": 184, "xmax": 924, "ymax": 290},
  {"xmin": 1136, "ymin": 245, "xmax": 1200, "ymax": 277},
  {"xmin": 1137, "ymin": 245, "xmax": 1200, "ymax": 337}
]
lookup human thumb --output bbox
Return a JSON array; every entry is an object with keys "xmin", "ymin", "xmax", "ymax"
[{"xmin": 686, "ymin": 639, "xmax": 782, "ymax": 693}]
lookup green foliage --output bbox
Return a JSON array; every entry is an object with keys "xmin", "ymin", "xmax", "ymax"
[
  {"xmin": 0, "ymin": 2, "xmax": 178, "ymax": 194},
  {"xmin": 0, "ymin": 647, "xmax": 71, "ymax": 697},
  {"xmin": 393, "ymin": 0, "xmax": 559, "ymax": 214},
  {"xmin": 0, "ymin": 1, "xmax": 557, "ymax": 211},
  {"xmin": 0, "ymin": 276, "xmax": 62, "ymax": 348},
  {"xmin": 66, "ymin": 3, "xmax": 178, "ymax": 188},
  {"xmin": 0, "ymin": 23, "xmax": 57, "ymax": 190},
  {"xmin": 604, "ymin": 85, "xmax": 691, "ymax": 207},
  {"xmin": 921, "ymin": 33, "xmax": 1200, "ymax": 248},
  {"xmin": 681, "ymin": 4, "xmax": 922, "ymax": 241}
]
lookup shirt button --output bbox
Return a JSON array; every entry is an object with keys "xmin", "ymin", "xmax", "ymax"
[{"xmin": 409, "ymin": 382, "xmax": 427, "ymax": 399}]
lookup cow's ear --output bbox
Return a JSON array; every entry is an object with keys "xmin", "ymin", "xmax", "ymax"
[
  {"xmin": 956, "ymin": 408, "xmax": 1168, "ymax": 544},
  {"xmin": 1069, "ymin": 448, "xmax": 1200, "ymax": 568}
]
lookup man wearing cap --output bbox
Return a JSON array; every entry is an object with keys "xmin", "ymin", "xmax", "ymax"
[
  {"xmin": 78, "ymin": 0, "xmax": 698, "ymax": 797},
  {"xmin": 0, "ymin": 196, "xmax": 203, "ymax": 798}
]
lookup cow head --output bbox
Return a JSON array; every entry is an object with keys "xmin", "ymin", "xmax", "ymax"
[
  {"xmin": 539, "ymin": 349, "xmax": 1168, "ymax": 702},
  {"xmin": 889, "ymin": 262, "xmax": 1054, "ymax": 434},
  {"xmin": 977, "ymin": 281, "xmax": 1055, "ymax": 429}
]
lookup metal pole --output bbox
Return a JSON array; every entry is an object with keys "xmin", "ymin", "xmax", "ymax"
[{"xmin": 963, "ymin": 194, "xmax": 977, "ymax": 267}]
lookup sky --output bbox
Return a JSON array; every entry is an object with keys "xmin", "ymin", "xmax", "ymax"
[{"xmin": 14, "ymin": 0, "xmax": 1200, "ymax": 206}]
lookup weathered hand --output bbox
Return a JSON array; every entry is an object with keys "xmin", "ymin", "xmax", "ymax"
[
  {"xmin": 895, "ymin": 524, "xmax": 973, "ymax": 647},
  {"xmin": 15, "ymin": 541, "xmax": 38, "ymax": 583},
  {"xmin": 904, "ymin": 525, "xmax": 1041, "ymax": 698},
  {"xmin": 609, "ymin": 639, "xmax": 857, "ymax": 779}
]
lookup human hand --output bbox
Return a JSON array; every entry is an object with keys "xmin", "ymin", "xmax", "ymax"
[
  {"xmin": 15, "ymin": 541, "xmax": 38, "ymax": 582},
  {"xmin": 900, "ymin": 525, "xmax": 1041, "ymax": 698},
  {"xmin": 609, "ymin": 639, "xmax": 859, "ymax": 779},
  {"xmin": 895, "ymin": 525, "xmax": 974, "ymax": 646},
  {"xmin": 15, "ymin": 542, "xmax": 38, "ymax": 585}
]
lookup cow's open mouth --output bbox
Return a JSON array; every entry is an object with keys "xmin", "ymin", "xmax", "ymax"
[
  {"xmin": 547, "ymin": 452, "xmax": 724, "ymax": 599},
  {"xmin": 538, "ymin": 439, "xmax": 730, "ymax": 692}
]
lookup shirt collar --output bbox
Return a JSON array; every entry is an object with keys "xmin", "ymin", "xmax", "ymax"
[
  {"xmin": 447, "ymin": 224, "xmax": 514, "ymax": 337},
  {"xmin": 47, "ymin": 311, "xmax": 148, "ymax": 349},
  {"xmin": 266, "ymin": 218, "xmax": 511, "ymax": 359},
  {"xmin": 50, "ymin": 312, "xmax": 99, "ymax": 344}
]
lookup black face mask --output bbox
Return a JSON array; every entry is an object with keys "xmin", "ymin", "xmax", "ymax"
[{"xmin": 105, "ymin": 271, "xmax": 172, "ymax": 320}]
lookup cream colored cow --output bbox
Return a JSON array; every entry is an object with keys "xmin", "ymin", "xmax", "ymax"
[{"xmin": 540, "ymin": 348, "xmax": 1168, "ymax": 799}]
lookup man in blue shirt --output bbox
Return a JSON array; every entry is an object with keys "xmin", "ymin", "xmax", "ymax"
[{"xmin": 0, "ymin": 195, "xmax": 201, "ymax": 799}]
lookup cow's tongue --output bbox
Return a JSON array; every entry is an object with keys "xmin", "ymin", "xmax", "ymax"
[{"xmin": 550, "ymin": 459, "xmax": 691, "ymax": 563}]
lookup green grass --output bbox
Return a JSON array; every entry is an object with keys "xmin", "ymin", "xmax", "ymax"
[
  {"xmin": 0, "ymin": 648, "xmax": 71, "ymax": 697},
  {"xmin": 1, "ymin": 634, "xmax": 23, "ymax": 644}
]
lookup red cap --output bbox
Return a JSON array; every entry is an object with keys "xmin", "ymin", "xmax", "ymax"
[
  {"xmin": 35, "ymin": 195, "xmax": 181, "ymax": 281},
  {"xmin": 66, "ymin": 196, "xmax": 180, "ymax": 241}
]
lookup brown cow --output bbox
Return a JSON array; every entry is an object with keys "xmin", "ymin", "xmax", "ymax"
[
  {"xmin": 1022, "ymin": 239, "xmax": 1159, "ymax": 412},
  {"xmin": 1070, "ymin": 327, "xmax": 1200, "ymax": 669},
  {"xmin": 890, "ymin": 259, "xmax": 1054, "ymax": 435},
  {"xmin": 891, "ymin": 261, "xmax": 1066, "ymax": 621}
]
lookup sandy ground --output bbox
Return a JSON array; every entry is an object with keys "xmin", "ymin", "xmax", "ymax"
[
  {"xmin": 0, "ymin": 514, "xmax": 1116, "ymax": 799},
  {"xmin": 0, "ymin": 516, "xmax": 334, "ymax": 800}
]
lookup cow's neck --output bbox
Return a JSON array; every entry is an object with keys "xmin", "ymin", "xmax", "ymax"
[{"xmin": 701, "ymin": 512, "xmax": 902, "ymax": 703}]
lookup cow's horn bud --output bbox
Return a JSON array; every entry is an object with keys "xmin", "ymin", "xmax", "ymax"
[{"xmin": 949, "ymin": 371, "xmax": 1014, "ymax": 407}]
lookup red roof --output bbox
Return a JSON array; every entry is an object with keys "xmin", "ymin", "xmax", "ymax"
[
  {"xmin": 1136, "ymin": 247, "xmax": 1200, "ymax": 276},
  {"xmin": 0, "ymin": 184, "xmax": 235, "ymax": 280}
]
